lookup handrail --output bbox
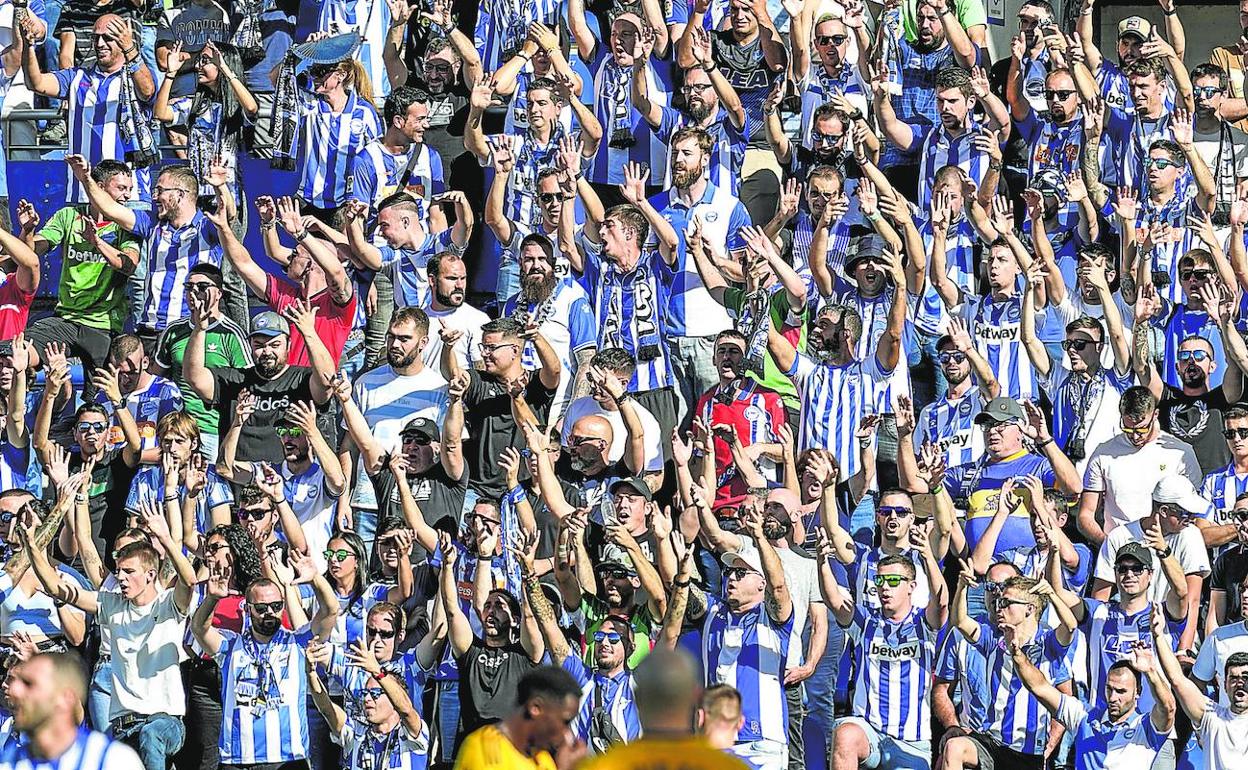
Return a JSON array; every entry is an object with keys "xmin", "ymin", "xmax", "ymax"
[{"xmin": 2, "ymin": 108, "xmax": 188, "ymax": 154}]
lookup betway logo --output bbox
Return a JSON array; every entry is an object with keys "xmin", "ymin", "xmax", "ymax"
[{"xmin": 869, "ymin": 641, "xmax": 920, "ymax": 661}]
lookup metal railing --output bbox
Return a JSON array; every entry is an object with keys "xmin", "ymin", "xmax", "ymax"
[{"xmin": 3, "ymin": 108, "xmax": 192, "ymax": 156}]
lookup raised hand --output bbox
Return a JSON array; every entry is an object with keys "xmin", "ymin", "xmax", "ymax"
[
  {"xmin": 234, "ymin": 389, "xmax": 258, "ymax": 425},
  {"xmin": 16, "ymin": 200, "xmax": 38, "ymax": 234},
  {"xmin": 254, "ymin": 462, "xmax": 287, "ymax": 503},
  {"xmin": 991, "ymin": 193, "xmax": 1015, "ymax": 234},
  {"xmin": 285, "ymin": 400, "xmax": 319, "ymax": 434},
  {"xmin": 65, "ymin": 154, "xmax": 91, "ymax": 183},
  {"xmin": 163, "ymin": 41, "xmax": 189, "ymax": 76},
  {"xmin": 255, "ymin": 195, "xmax": 276, "ymax": 225},
  {"xmin": 618, "ymin": 161, "xmax": 650, "ymax": 205},
  {"xmin": 1021, "ymin": 400, "xmax": 1052, "ymax": 444},
  {"xmin": 489, "ymin": 137, "xmax": 516, "ymax": 174},
  {"xmin": 1170, "ymin": 108, "xmax": 1194, "ymax": 147},
  {"xmin": 91, "ymin": 364, "xmax": 124, "ymax": 405},
  {"xmin": 1113, "ymin": 186, "xmax": 1139, "ymax": 222},
  {"xmin": 281, "ymin": 298, "xmax": 319, "ymax": 336},
  {"xmin": 470, "ymin": 73, "xmax": 494, "ymax": 111},
  {"xmin": 276, "ymin": 196, "xmax": 304, "ymax": 237}
]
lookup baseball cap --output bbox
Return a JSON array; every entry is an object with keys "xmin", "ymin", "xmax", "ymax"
[
  {"xmin": 1151, "ymin": 475, "xmax": 1210, "ymax": 516},
  {"xmin": 1117, "ymin": 16, "xmax": 1152, "ymax": 41},
  {"xmin": 598, "ymin": 550, "xmax": 637, "ymax": 575},
  {"xmin": 400, "ymin": 416, "xmax": 440, "ymax": 442},
  {"xmin": 1033, "ymin": 168, "xmax": 1067, "ymax": 199},
  {"xmin": 974, "ymin": 396, "xmax": 1027, "ymax": 425},
  {"xmin": 610, "ymin": 477, "xmax": 653, "ymax": 502},
  {"xmin": 722, "ymin": 549, "xmax": 765, "ymax": 576},
  {"xmin": 1114, "ymin": 541, "xmax": 1155, "ymax": 570},
  {"xmin": 845, "ymin": 233, "xmax": 889, "ymax": 271},
  {"xmin": 250, "ymin": 311, "xmax": 290, "ymax": 338}
]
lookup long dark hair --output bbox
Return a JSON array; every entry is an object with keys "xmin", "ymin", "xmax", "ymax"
[
  {"xmin": 190, "ymin": 44, "xmax": 247, "ymax": 136},
  {"xmin": 325, "ymin": 531, "xmax": 369, "ymax": 617},
  {"xmin": 206, "ymin": 524, "xmax": 264, "ymax": 592}
]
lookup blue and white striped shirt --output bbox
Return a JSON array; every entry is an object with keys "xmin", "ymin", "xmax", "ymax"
[
  {"xmin": 350, "ymin": 140, "xmax": 445, "ymax": 222},
  {"xmin": 575, "ymin": 234, "xmax": 676, "ymax": 392},
  {"xmin": 561, "ymin": 655, "xmax": 642, "ymax": 748},
  {"xmin": 131, "ymin": 210, "xmax": 223, "ymax": 331},
  {"xmin": 1155, "ymin": 302, "xmax": 1226, "ymax": 391},
  {"xmin": 1200, "ymin": 462, "xmax": 1247, "ymax": 557},
  {"xmin": 656, "ymin": 107, "xmax": 748, "ymax": 196},
  {"xmin": 701, "ymin": 596, "xmax": 793, "ymax": 745},
  {"xmin": 585, "ymin": 50, "xmax": 670, "ymax": 185},
  {"xmin": 915, "ymin": 387, "xmax": 986, "ymax": 470},
  {"xmin": 326, "ymin": 647, "xmax": 431, "ymax": 723},
  {"xmin": 316, "ymin": 0, "xmax": 392, "ymax": 99},
  {"xmin": 1079, "ymin": 599, "xmax": 1185, "ymax": 715},
  {"xmin": 216, "ymin": 626, "xmax": 315, "ymax": 764},
  {"xmin": 491, "ymin": 129, "xmax": 567, "ymax": 229},
  {"xmin": 297, "ymin": 90, "xmax": 382, "ymax": 209},
  {"xmin": 785, "ymin": 351, "xmax": 890, "ymax": 481},
  {"xmin": 798, "ymin": 62, "xmax": 868, "ymax": 149},
  {"xmin": 472, "ymin": 0, "xmax": 561, "ymax": 71},
  {"xmin": 126, "ymin": 464, "xmax": 234, "ymax": 535},
  {"xmin": 973, "ymin": 624, "xmax": 1071, "ymax": 755},
  {"xmin": 380, "ymin": 230, "xmax": 461, "ymax": 310},
  {"xmin": 1056, "ymin": 697, "xmax": 1169, "ymax": 770},
  {"xmin": 53, "ymin": 66, "xmax": 153, "ymax": 204},
  {"xmin": 914, "ymin": 121, "xmax": 991, "ymax": 211},
  {"xmin": 961, "ymin": 293, "xmax": 1038, "ymax": 401},
  {"xmin": 843, "ymin": 605, "xmax": 939, "ymax": 742},
  {"xmin": 0, "ymin": 727, "xmax": 142, "ymax": 770},
  {"xmin": 879, "ymin": 39, "xmax": 956, "ymax": 169},
  {"xmin": 338, "ymin": 719, "xmax": 429, "ymax": 770}
]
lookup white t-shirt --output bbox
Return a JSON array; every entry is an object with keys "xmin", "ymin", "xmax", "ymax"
[
  {"xmin": 100, "ymin": 588, "xmax": 189, "ymax": 720},
  {"xmin": 1094, "ymin": 521, "xmax": 1211, "ymax": 605},
  {"xmin": 349, "ymin": 364, "xmax": 449, "ymax": 509},
  {"xmin": 561, "ymin": 396, "xmax": 664, "ymax": 473},
  {"xmin": 735, "ymin": 541, "xmax": 822, "ymax": 668},
  {"xmin": 1082, "ymin": 433, "xmax": 1202, "ymax": 533},
  {"xmin": 1196, "ymin": 703, "xmax": 1248, "ymax": 770},
  {"xmin": 1193, "ymin": 621, "xmax": 1248, "ymax": 708},
  {"xmin": 421, "ymin": 302, "xmax": 490, "ymax": 371}
]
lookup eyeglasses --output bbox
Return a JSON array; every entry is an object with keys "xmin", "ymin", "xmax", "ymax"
[
  {"xmin": 878, "ymin": 505, "xmax": 912, "ymax": 518},
  {"xmin": 250, "ymin": 600, "xmax": 285, "ymax": 614},
  {"xmin": 1178, "ymin": 349, "xmax": 1211, "ymax": 363},
  {"xmin": 275, "ymin": 426, "xmax": 304, "ymax": 438},
  {"xmin": 1179, "ymin": 269, "xmax": 1214, "ymax": 282},
  {"xmin": 1119, "ymin": 418, "xmax": 1154, "ymax": 436},
  {"xmin": 814, "ymin": 34, "xmax": 848, "ymax": 46},
  {"xmin": 367, "ymin": 626, "xmax": 398, "ymax": 640},
  {"xmin": 1115, "ymin": 562, "xmax": 1149, "ymax": 575},
  {"xmin": 937, "ymin": 352, "xmax": 966, "ymax": 365},
  {"xmin": 423, "ymin": 62, "xmax": 454, "ymax": 74},
  {"xmin": 1061, "ymin": 338, "xmax": 1102, "ymax": 352},
  {"xmin": 478, "ymin": 342, "xmax": 519, "ymax": 355},
  {"xmin": 1231, "ymin": 508, "xmax": 1248, "ymax": 521},
  {"xmin": 995, "ymin": 597, "xmax": 1031, "ymax": 609},
  {"xmin": 1144, "ymin": 157, "xmax": 1179, "ymax": 170},
  {"xmin": 186, "ymin": 281, "xmax": 216, "ymax": 293},
  {"xmin": 361, "ymin": 687, "xmax": 386, "ymax": 700},
  {"xmin": 593, "ymin": 630, "xmax": 623, "ymax": 644},
  {"xmin": 324, "ymin": 548, "xmax": 354, "ymax": 563},
  {"xmin": 597, "ymin": 567, "xmax": 631, "ymax": 580},
  {"xmin": 537, "ymin": 192, "xmax": 567, "ymax": 204},
  {"xmin": 204, "ymin": 542, "xmax": 228, "ymax": 556},
  {"xmin": 1044, "ymin": 88, "xmax": 1076, "ymax": 100},
  {"xmin": 980, "ymin": 419, "xmax": 1017, "ymax": 432},
  {"xmin": 401, "ymin": 433, "xmax": 432, "ymax": 446},
  {"xmin": 811, "ymin": 131, "xmax": 843, "ymax": 145},
  {"xmin": 723, "ymin": 567, "xmax": 755, "ymax": 580},
  {"xmin": 873, "ymin": 574, "xmax": 907, "ymax": 588},
  {"xmin": 681, "ymin": 82, "xmax": 712, "ymax": 92},
  {"xmin": 1223, "ymin": 428, "xmax": 1248, "ymax": 440},
  {"xmin": 1194, "ymin": 85, "xmax": 1224, "ymax": 99},
  {"xmin": 235, "ymin": 507, "xmax": 270, "ymax": 521},
  {"xmin": 77, "ymin": 421, "xmax": 108, "ymax": 434}
]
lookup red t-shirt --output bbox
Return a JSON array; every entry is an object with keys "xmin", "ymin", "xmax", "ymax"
[
  {"xmin": 0, "ymin": 272, "xmax": 36, "ymax": 341},
  {"xmin": 693, "ymin": 381, "xmax": 788, "ymax": 506},
  {"xmin": 265, "ymin": 275, "xmax": 356, "ymax": 367}
]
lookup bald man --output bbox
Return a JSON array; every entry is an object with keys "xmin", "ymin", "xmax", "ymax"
[
  {"xmin": 578, "ymin": 649, "xmax": 752, "ymax": 770},
  {"xmin": 0, "ymin": 652, "xmax": 142, "ymax": 770}
]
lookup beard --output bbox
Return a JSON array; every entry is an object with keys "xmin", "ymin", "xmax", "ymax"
[
  {"xmin": 1180, "ymin": 365, "xmax": 1207, "ymax": 387},
  {"xmin": 255, "ymin": 616, "xmax": 281, "ymax": 636},
  {"xmin": 255, "ymin": 354, "xmax": 283, "ymax": 378},
  {"xmin": 672, "ymin": 163, "xmax": 701, "ymax": 189},
  {"xmin": 569, "ymin": 452, "xmax": 598, "ymax": 473},
  {"xmin": 520, "ymin": 271, "xmax": 558, "ymax": 303},
  {"xmin": 387, "ymin": 348, "xmax": 420, "ymax": 369},
  {"xmin": 435, "ymin": 288, "xmax": 464, "ymax": 307},
  {"xmin": 762, "ymin": 518, "xmax": 791, "ymax": 540},
  {"xmin": 687, "ymin": 97, "xmax": 711, "ymax": 122}
]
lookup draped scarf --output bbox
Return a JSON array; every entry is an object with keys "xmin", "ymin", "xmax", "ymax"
[
  {"xmin": 118, "ymin": 66, "xmax": 158, "ymax": 169},
  {"xmin": 602, "ymin": 260, "xmax": 661, "ymax": 362},
  {"xmin": 736, "ymin": 287, "xmax": 771, "ymax": 377}
]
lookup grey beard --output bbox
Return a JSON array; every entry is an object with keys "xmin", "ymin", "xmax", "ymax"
[{"xmin": 520, "ymin": 273, "xmax": 558, "ymax": 303}]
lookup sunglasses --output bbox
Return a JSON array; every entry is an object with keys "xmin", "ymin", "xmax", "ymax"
[
  {"xmin": 77, "ymin": 421, "xmax": 108, "ymax": 434},
  {"xmin": 324, "ymin": 548, "xmax": 354, "ymax": 563},
  {"xmin": 1195, "ymin": 85, "xmax": 1224, "ymax": 99},
  {"xmin": 250, "ymin": 600, "xmax": 285, "ymax": 614},
  {"xmin": 1178, "ymin": 350, "xmax": 1212, "ymax": 363},
  {"xmin": 995, "ymin": 597, "xmax": 1031, "ymax": 609},
  {"xmin": 235, "ymin": 507, "xmax": 270, "ymax": 521},
  {"xmin": 1228, "ymin": 427, "xmax": 1248, "ymax": 440},
  {"xmin": 1179, "ymin": 269, "xmax": 1214, "ymax": 282},
  {"xmin": 1230, "ymin": 508, "xmax": 1248, "ymax": 521},
  {"xmin": 873, "ymin": 574, "xmax": 907, "ymax": 588},
  {"xmin": 361, "ymin": 687, "xmax": 385, "ymax": 700},
  {"xmin": 878, "ymin": 505, "xmax": 912, "ymax": 518},
  {"xmin": 1144, "ymin": 157, "xmax": 1179, "ymax": 170},
  {"xmin": 937, "ymin": 352, "xmax": 966, "ymax": 365},
  {"xmin": 275, "ymin": 426, "xmax": 304, "ymax": 438},
  {"xmin": 1119, "ymin": 420, "xmax": 1154, "ymax": 436},
  {"xmin": 204, "ymin": 542, "xmax": 228, "ymax": 556},
  {"xmin": 1156, "ymin": 503, "xmax": 1196, "ymax": 519},
  {"xmin": 811, "ymin": 131, "xmax": 843, "ymax": 145},
  {"xmin": 723, "ymin": 567, "xmax": 755, "ymax": 580},
  {"xmin": 1044, "ymin": 88, "xmax": 1075, "ymax": 100},
  {"xmin": 598, "ymin": 567, "xmax": 631, "ymax": 580},
  {"xmin": 815, "ymin": 34, "xmax": 848, "ymax": 45},
  {"xmin": 1061, "ymin": 338, "xmax": 1101, "ymax": 352},
  {"xmin": 1115, "ymin": 563, "xmax": 1149, "ymax": 575},
  {"xmin": 400, "ymin": 433, "xmax": 432, "ymax": 446},
  {"xmin": 593, "ymin": 630, "xmax": 623, "ymax": 644},
  {"xmin": 367, "ymin": 626, "xmax": 398, "ymax": 640},
  {"xmin": 186, "ymin": 282, "xmax": 216, "ymax": 293},
  {"xmin": 0, "ymin": 512, "xmax": 14, "ymax": 525},
  {"xmin": 537, "ymin": 192, "xmax": 567, "ymax": 204},
  {"xmin": 984, "ymin": 580, "xmax": 1006, "ymax": 594}
]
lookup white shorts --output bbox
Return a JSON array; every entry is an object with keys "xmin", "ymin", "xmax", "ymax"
[{"xmin": 834, "ymin": 716, "xmax": 931, "ymax": 770}]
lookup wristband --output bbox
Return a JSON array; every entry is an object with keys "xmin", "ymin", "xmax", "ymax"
[
  {"xmin": 294, "ymin": 229, "xmax": 310, "ymax": 242},
  {"xmin": 126, "ymin": 58, "xmax": 142, "ymax": 75},
  {"xmin": 615, "ymin": 391, "xmax": 633, "ymax": 404},
  {"xmin": 701, "ymin": 62, "xmax": 714, "ymax": 72},
  {"xmin": 988, "ymin": 160, "xmax": 1004, "ymax": 171},
  {"xmin": 374, "ymin": 669, "xmax": 390, "ymax": 681},
  {"xmin": 1162, "ymin": 6, "xmax": 1177, "ymax": 15},
  {"xmin": 1158, "ymin": 545, "xmax": 1173, "ymax": 558},
  {"xmin": 1033, "ymin": 437, "xmax": 1052, "ymax": 449},
  {"xmin": 673, "ymin": 579, "xmax": 691, "ymax": 587}
]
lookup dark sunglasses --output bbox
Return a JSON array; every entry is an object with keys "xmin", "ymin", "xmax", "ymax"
[
  {"xmin": 186, "ymin": 281, "xmax": 216, "ymax": 293},
  {"xmin": 593, "ymin": 630, "xmax": 623, "ymax": 644},
  {"xmin": 995, "ymin": 597, "xmax": 1032, "ymax": 609},
  {"xmin": 0, "ymin": 512, "xmax": 14, "ymax": 524},
  {"xmin": 537, "ymin": 192, "xmax": 567, "ymax": 204},
  {"xmin": 1115, "ymin": 563, "xmax": 1149, "ymax": 575},
  {"xmin": 401, "ymin": 433, "xmax": 432, "ymax": 446},
  {"xmin": 204, "ymin": 542, "xmax": 228, "ymax": 556},
  {"xmin": 1178, "ymin": 349, "xmax": 1211, "ymax": 362},
  {"xmin": 1144, "ymin": 157, "xmax": 1179, "ymax": 170},
  {"xmin": 361, "ymin": 687, "xmax": 385, "ymax": 700},
  {"xmin": 1195, "ymin": 85, "xmax": 1224, "ymax": 99},
  {"xmin": 815, "ymin": 34, "xmax": 848, "ymax": 45},
  {"xmin": 77, "ymin": 421, "xmax": 108, "ymax": 434},
  {"xmin": 1179, "ymin": 269, "xmax": 1214, "ymax": 282},
  {"xmin": 235, "ymin": 507, "xmax": 271, "ymax": 521},
  {"xmin": 1227, "ymin": 427, "xmax": 1248, "ymax": 440},
  {"xmin": 250, "ymin": 600, "xmax": 285, "ymax": 614},
  {"xmin": 367, "ymin": 626, "xmax": 398, "ymax": 640},
  {"xmin": 873, "ymin": 574, "xmax": 906, "ymax": 588},
  {"xmin": 1230, "ymin": 508, "xmax": 1248, "ymax": 521},
  {"xmin": 1044, "ymin": 88, "xmax": 1075, "ymax": 100},
  {"xmin": 597, "ymin": 567, "xmax": 631, "ymax": 580},
  {"xmin": 723, "ymin": 567, "xmax": 755, "ymax": 580},
  {"xmin": 937, "ymin": 352, "xmax": 966, "ymax": 365},
  {"xmin": 1061, "ymin": 338, "xmax": 1101, "ymax": 352},
  {"xmin": 878, "ymin": 505, "xmax": 912, "ymax": 518}
]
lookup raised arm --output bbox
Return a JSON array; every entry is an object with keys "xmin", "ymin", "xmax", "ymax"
[
  {"xmin": 65, "ymin": 155, "xmax": 137, "ymax": 232},
  {"xmin": 744, "ymin": 511, "xmax": 792, "ymax": 624}
]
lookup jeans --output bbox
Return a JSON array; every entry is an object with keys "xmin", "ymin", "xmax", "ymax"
[
  {"xmin": 785, "ymin": 683, "xmax": 804, "ymax": 770},
  {"xmin": 363, "ymin": 270, "xmax": 395, "ymax": 369},
  {"xmin": 89, "ymin": 656, "xmax": 114, "ymax": 733},
  {"xmin": 495, "ymin": 253, "xmax": 519, "ymax": 309},
  {"xmin": 668, "ymin": 335, "xmax": 719, "ymax": 428},
  {"xmin": 914, "ymin": 332, "xmax": 948, "ymax": 413},
  {"xmin": 114, "ymin": 713, "xmax": 185, "ymax": 770},
  {"xmin": 174, "ymin": 658, "xmax": 222, "ymax": 770},
  {"xmin": 140, "ymin": 25, "xmax": 161, "ymax": 93},
  {"xmin": 802, "ymin": 612, "xmax": 843, "ymax": 770},
  {"xmin": 436, "ymin": 679, "xmax": 460, "ymax": 763},
  {"xmin": 41, "ymin": 0, "xmax": 65, "ymax": 72}
]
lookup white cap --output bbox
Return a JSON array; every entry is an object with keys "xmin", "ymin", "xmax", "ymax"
[{"xmin": 1151, "ymin": 475, "xmax": 1210, "ymax": 515}]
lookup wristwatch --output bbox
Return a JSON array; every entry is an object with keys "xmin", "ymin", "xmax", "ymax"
[{"xmin": 1158, "ymin": 545, "xmax": 1173, "ymax": 558}]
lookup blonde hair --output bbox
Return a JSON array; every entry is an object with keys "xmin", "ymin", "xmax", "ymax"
[{"xmin": 343, "ymin": 60, "xmax": 375, "ymax": 108}]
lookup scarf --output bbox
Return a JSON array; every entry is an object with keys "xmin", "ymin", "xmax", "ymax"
[
  {"xmin": 269, "ymin": 52, "xmax": 300, "ymax": 171},
  {"xmin": 603, "ymin": 260, "xmax": 661, "ymax": 362},
  {"xmin": 118, "ymin": 65, "xmax": 158, "ymax": 169},
  {"xmin": 232, "ymin": 0, "xmax": 268, "ymax": 64},
  {"xmin": 736, "ymin": 287, "xmax": 771, "ymax": 376},
  {"xmin": 603, "ymin": 60, "xmax": 634, "ymax": 147}
]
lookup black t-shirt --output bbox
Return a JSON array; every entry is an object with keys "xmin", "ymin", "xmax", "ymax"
[
  {"xmin": 463, "ymin": 370, "xmax": 556, "ymax": 499},
  {"xmin": 455, "ymin": 638, "xmax": 537, "ymax": 745},
  {"xmin": 421, "ymin": 88, "xmax": 469, "ymax": 167},
  {"xmin": 712, "ymin": 30, "xmax": 783, "ymax": 145},
  {"xmin": 55, "ymin": 0, "xmax": 142, "ymax": 66},
  {"xmin": 370, "ymin": 462, "xmax": 468, "ymax": 556},
  {"xmin": 68, "ymin": 447, "xmax": 136, "ymax": 557},
  {"xmin": 1210, "ymin": 544, "xmax": 1248, "ymax": 625},
  {"xmin": 209, "ymin": 365, "xmax": 322, "ymax": 463},
  {"xmin": 156, "ymin": 0, "xmax": 235, "ymax": 98},
  {"xmin": 1159, "ymin": 386, "xmax": 1232, "ymax": 476}
]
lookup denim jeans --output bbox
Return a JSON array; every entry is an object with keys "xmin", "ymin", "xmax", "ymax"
[
  {"xmin": 668, "ymin": 335, "xmax": 719, "ymax": 428},
  {"xmin": 802, "ymin": 610, "xmax": 844, "ymax": 770},
  {"xmin": 41, "ymin": 0, "xmax": 65, "ymax": 72},
  {"xmin": 436, "ymin": 679, "xmax": 460, "ymax": 763},
  {"xmin": 89, "ymin": 656, "xmax": 114, "ymax": 733},
  {"xmin": 495, "ymin": 253, "xmax": 519, "ymax": 309},
  {"xmin": 914, "ymin": 332, "xmax": 948, "ymax": 413},
  {"xmin": 140, "ymin": 25, "xmax": 161, "ymax": 93},
  {"xmin": 114, "ymin": 713, "xmax": 185, "ymax": 770}
]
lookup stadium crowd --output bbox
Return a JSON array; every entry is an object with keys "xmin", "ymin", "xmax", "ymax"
[{"xmin": 0, "ymin": 0, "xmax": 1246, "ymax": 770}]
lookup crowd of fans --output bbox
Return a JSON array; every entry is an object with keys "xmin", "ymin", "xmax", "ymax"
[{"xmin": 0, "ymin": 1, "xmax": 1247, "ymax": 770}]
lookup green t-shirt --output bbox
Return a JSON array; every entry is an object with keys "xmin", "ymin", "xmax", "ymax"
[
  {"xmin": 580, "ymin": 595, "xmax": 656, "ymax": 670},
  {"xmin": 724, "ymin": 287, "xmax": 807, "ymax": 409},
  {"xmin": 153, "ymin": 316, "xmax": 253, "ymax": 435},
  {"xmin": 39, "ymin": 206, "xmax": 141, "ymax": 331},
  {"xmin": 901, "ymin": 0, "xmax": 987, "ymax": 42}
]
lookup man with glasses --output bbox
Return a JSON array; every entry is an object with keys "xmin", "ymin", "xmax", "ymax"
[
  {"xmin": 151, "ymin": 263, "xmax": 252, "ymax": 462},
  {"xmin": 92, "ymin": 334, "xmax": 183, "ymax": 463},
  {"xmin": 1092, "ymin": 475, "xmax": 1210, "ymax": 664},
  {"xmin": 1078, "ymin": 387, "xmax": 1201, "ymax": 547},
  {"xmin": 1205, "ymin": 493, "xmax": 1248, "ymax": 632},
  {"xmin": 912, "ymin": 318, "xmax": 999, "ymax": 470},
  {"xmin": 1190, "ymin": 64, "xmax": 1248, "ymax": 236},
  {"xmin": 193, "ymin": 569, "xmax": 340, "ymax": 770},
  {"xmin": 791, "ymin": 12, "xmax": 868, "ymax": 150},
  {"xmin": 1199, "ymin": 409, "xmax": 1248, "ymax": 556},
  {"xmin": 1135, "ymin": 250, "xmax": 1230, "ymax": 396}
]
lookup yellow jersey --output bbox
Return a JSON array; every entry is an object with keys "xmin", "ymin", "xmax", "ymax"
[
  {"xmin": 453, "ymin": 725, "xmax": 557, "ymax": 770},
  {"xmin": 577, "ymin": 736, "xmax": 753, "ymax": 770}
]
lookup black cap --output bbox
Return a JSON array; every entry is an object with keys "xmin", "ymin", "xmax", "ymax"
[
  {"xmin": 844, "ymin": 233, "xmax": 889, "ymax": 271},
  {"xmin": 610, "ymin": 477, "xmax": 653, "ymax": 502},
  {"xmin": 400, "ymin": 416, "xmax": 440, "ymax": 442},
  {"xmin": 1115, "ymin": 541, "xmax": 1155, "ymax": 570}
]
